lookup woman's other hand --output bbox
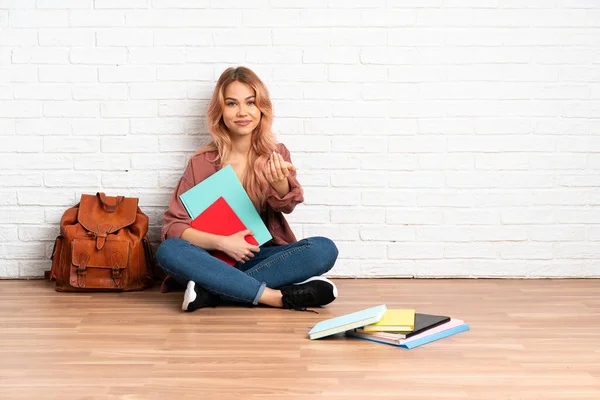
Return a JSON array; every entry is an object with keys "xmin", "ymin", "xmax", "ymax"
[
  {"xmin": 219, "ymin": 230, "xmax": 260, "ymax": 264},
  {"xmin": 265, "ymin": 151, "xmax": 296, "ymax": 185}
]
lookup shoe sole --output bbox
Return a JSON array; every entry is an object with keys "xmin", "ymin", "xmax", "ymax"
[
  {"xmin": 182, "ymin": 280, "xmax": 197, "ymax": 311},
  {"xmin": 293, "ymin": 276, "xmax": 338, "ymax": 298}
]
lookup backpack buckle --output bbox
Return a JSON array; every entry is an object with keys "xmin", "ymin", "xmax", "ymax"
[{"xmin": 111, "ymin": 267, "xmax": 123, "ymax": 288}]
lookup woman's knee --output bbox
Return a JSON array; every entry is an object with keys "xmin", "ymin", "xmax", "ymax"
[
  {"xmin": 156, "ymin": 237, "xmax": 187, "ymax": 267},
  {"xmin": 308, "ymin": 236, "xmax": 338, "ymax": 274}
]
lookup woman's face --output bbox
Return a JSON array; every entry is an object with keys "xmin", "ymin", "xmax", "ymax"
[{"xmin": 222, "ymin": 81, "xmax": 261, "ymax": 138}]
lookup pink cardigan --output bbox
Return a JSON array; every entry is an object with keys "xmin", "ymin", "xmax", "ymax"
[{"xmin": 161, "ymin": 142, "xmax": 304, "ymax": 246}]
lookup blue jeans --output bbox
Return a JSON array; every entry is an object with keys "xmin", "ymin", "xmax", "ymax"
[{"xmin": 156, "ymin": 236, "xmax": 338, "ymax": 305}]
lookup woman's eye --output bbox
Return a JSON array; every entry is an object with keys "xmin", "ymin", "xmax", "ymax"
[
  {"xmin": 247, "ymin": 101, "xmax": 255, "ymax": 106},
  {"xmin": 226, "ymin": 102, "xmax": 236, "ymax": 107}
]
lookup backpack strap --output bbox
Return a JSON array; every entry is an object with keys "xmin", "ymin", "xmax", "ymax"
[
  {"xmin": 45, "ymin": 235, "xmax": 63, "ymax": 281},
  {"xmin": 97, "ymin": 192, "xmax": 124, "ymax": 213},
  {"xmin": 75, "ymin": 250, "xmax": 90, "ymax": 288},
  {"xmin": 95, "ymin": 223, "xmax": 112, "ymax": 250},
  {"xmin": 110, "ymin": 251, "xmax": 124, "ymax": 287}
]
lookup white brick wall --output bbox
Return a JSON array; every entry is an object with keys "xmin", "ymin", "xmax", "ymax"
[{"xmin": 1, "ymin": 1, "xmax": 599, "ymax": 278}]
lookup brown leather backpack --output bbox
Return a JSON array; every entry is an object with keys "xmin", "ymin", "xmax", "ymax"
[{"xmin": 46, "ymin": 192, "xmax": 156, "ymax": 292}]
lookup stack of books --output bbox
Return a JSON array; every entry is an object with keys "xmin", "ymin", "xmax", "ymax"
[{"xmin": 308, "ymin": 305, "xmax": 469, "ymax": 349}]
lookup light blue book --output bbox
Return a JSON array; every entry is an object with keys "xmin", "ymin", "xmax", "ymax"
[
  {"xmin": 402, "ymin": 324, "xmax": 469, "ymax": 349},
  {"xmin": 308, "ymin": 305, "xmax": 387, "ymax": 340},
  {"xmin": 179, "ymin": 164, "xmax": 272, "ymax": 246},
  {"xmin": 347, "ymin": 323, "xmax": 470, "ymax": 349}
]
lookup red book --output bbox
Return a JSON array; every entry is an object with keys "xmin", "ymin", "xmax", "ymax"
[{"xmin": 190, "ymin": 196, "xmax": 258, "ymax": 266}]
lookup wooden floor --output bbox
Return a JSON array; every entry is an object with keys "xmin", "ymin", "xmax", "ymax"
[{"xmin": 1, "ymin": 279, "xmax": 599, "ymax": 400}]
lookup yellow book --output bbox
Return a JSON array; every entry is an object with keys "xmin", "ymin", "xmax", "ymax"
[{"xmin": 360, "ymin": 309, "xmax": 416, "ymax": 332}]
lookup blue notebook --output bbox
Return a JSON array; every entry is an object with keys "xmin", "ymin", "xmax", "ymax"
[
  {"xmin": 347, "ymin": 323, "xmax": 470, "ymax": 349},
  {"xmin": 179, "ymin": 164, "xmax": 272, "ymax": 246},
  {"xmin": 308, "ymin": 305, "xmax": 387, "ymax": 340}
]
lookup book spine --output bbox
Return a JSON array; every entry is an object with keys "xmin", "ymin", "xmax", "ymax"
[
  {"xmin": 345, "ymin": 332, "xmax": 401, "ymax": 347},
  {"xmin": 179, "ymin": 194, "xmax": 194, "ymax": 219},
  {"xmin": 402, "ymin": 324, "xmax": 470, "ymax": 349}
]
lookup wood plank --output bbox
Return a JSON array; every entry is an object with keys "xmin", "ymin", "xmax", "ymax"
[{"xmin": 1, "ymin": 279, "xmax": 599, "ymax": 399}]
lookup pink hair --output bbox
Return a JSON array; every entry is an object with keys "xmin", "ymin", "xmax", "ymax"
[{"xmin": 197, "ymin": 66, "xmax": 276, "ymax": 211}]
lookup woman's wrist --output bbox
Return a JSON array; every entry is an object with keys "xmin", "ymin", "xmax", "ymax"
[
  {"xmin": 214, "ymin": 235, "xmax": 226, "ymax": 252},
  {"xmin": 182, "ymin": 228, "xmax": 226, "ymax": 251},
  {"xmin": 271, "ymin": 177, "xmax": 290, "ymax": 197}
]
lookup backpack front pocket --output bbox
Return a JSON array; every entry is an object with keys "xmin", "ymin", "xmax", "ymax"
[{"xmin": 70, "ymin": 238, "xmax": 130, "ymax": 290}]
